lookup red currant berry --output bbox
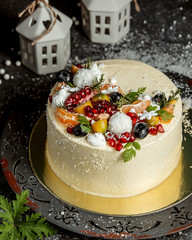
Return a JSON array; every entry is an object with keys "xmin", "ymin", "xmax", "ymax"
[
  {"xmin": 156, "ymin": 124, "xmax": 164, "ymax": 133},
  {"xmin": 116, "ymin": 143, "xmax": 123, "ymax": 151},
  {"xmin": 149, "ymin": 127, "xmax": 157, "ymax": 135}
]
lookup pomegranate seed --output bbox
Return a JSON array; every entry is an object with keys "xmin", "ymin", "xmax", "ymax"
[
  {"xmin": 80, "ymin": 90, "xmax": 86, "ymax": 98},
  {"xmin": 108, "ymin": 138, "xmax": 116, "ymax": 147},
  {"xmin": 129, "ymin": 135, "xmax": 136, "ymax": 142},
  {"xmin": 123, "ymin": 132, "xmax": 130, "ymax": 139},
  {"xmin": 76, "ymin": 64, "xmax": 83, "ymax": 69},
  {"xmin": 92, "ymin": 108, "xmax": 98, "ymax": 114},
  {"xmin": 49, "ymin": 96, "xmax": 52, "ymax": 103},
  {"xmin": 132, "ymin": 117, "xmax": 138, "ymax": 125},
  {"xmin": 116, "ymin": 143, "xmax": 123, "ymax": 151},
  {"xmin": 106, "ymin": 106, "xmax": 112, "ymax": 114},
  {"xmin": 84, "ymin": 86, "xmax": 91, "ymax": 95},
  {"xmin": 114, "ymin": 134, "xmax": 120, "ymax": 140},
  {"xmin": 149, "ymin": 127, "xmax": 157, "ymax": 135},
  {"xmin": 86, "ymin": 112, "xmax": 93, "ymax": 118},
  {"xmin": 75, "ymin": 94, "xmax": 80, "ymax": 100},
  {"xmin": 127, "ymin": 112, "xmax": 137, "ymax": 118},
  {"xmin": 156, "ymin": 124, "xmax": 164, "ymax": 133},
  {"xmin": 119, "ymin": 137, "xmax": 128, "ymax": 143},
  {"xmin": 84, "ymin": 105, "xmax": 92, "ymax": 113},
  {"xmin": 67, "ymin": 126, "xmax": 74, "ymax": 134}
]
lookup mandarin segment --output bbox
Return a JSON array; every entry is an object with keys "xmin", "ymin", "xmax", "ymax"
[
  {"xmin": 56, "ymin": 108, "xmax": 78, "ymax": 127},
  {"xmin": 120, "ymin": 100, "xmax": 151, "ymax": 114}
]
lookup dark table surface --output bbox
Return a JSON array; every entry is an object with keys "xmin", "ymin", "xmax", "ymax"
[{"xmin": 0, "ymin": 0, "xmax": 192, "ymax": 239}]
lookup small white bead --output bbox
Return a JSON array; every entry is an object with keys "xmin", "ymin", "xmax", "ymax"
[
  {"xmin": 0, "ymin": 68, "xmax": 5, "ymax": 75},
  {"xmin": 15, "ymin": 60, "xmax": 21, "ymax": 67},
  {"xmin": 5, "ymin": 60, "xmax": 11, "ymax": 66},
  {"xmin": 4, "ymin": 74, "xmax": 10, "ymax": 80}
]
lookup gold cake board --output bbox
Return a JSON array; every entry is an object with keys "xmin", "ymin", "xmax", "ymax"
[{"xmin": 29, "ymin": 114, "xmax": 186, "ymax": 216}]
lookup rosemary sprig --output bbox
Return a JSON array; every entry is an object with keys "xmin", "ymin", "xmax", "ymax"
[
  {"xmin": 90, "ymin": 74, "xmax": 104, "ymax": 91},
  {"xmin": 84, "ymin": 58, "xmax": 93, "ymax": 69},
  {"xmin": 115, "ymin": 87, "xmax": 146, "ymax": 108}
]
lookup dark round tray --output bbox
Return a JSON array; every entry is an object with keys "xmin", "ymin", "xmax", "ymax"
[{"xmin": 0, "ymin": 71, "xmax": 192, "ymax": 239}]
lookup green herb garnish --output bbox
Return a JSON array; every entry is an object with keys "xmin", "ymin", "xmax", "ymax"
[
  {"xmin": 90, "ymin": 74, "xmax": 104, "ymax": 91},
  {"xmin": 115, "ymin": 87, "xmax": 146, "ymax": 108},
  {"xmin": 123, "ymin": 141, "xmax": 141, "ymax": 162},
  {"xmin": 158, "ymin": 89, "xmax": 181, "ymax": 108},
  {"xmin": 0, "ymin": 190, "xmax": 57, "ymax": 240},
  {"xmin": 156, "ymin": 109, "xmax": 174, "ymax": 121},
  {"xmin": 77, "ymin": 115, "xmax": 92, "ymax": 133},
  {"xmin": 146, "ymin": 105, "xmax": 158, "ymax": 112},
  {"xmin": 84, "ymin": 58, "xmax": 93, "ymax": 69}
]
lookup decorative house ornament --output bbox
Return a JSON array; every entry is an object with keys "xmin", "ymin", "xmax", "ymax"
[
  {"xmin": 80, "ymin": 0, "xmax": 132, "ymax": 43},
  {"xmin": 16, "ymin": 0, "xmax": 72, "ymax": 75}
]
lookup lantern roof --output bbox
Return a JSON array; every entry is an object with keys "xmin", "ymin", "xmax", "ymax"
[
  {"xmin": 16, "ymin": 3, "xmax": 72, "ymax": 42},
  {"xmin": 81, "ymin": 0, "xmax": 131, "ymax": 12}
]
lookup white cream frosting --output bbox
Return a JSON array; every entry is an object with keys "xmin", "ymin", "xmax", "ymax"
[{"xmin": 46, "ymin": 59, "xmax": 182, "ymax": 198}]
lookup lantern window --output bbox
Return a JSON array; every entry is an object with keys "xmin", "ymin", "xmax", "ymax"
[
  {"xmin": 105, "ymin": 17, "xmax": 110, "ymax": 24},
  {"xmin": 96, "ymin": 16, "xmax": 100, "ymax": 24},
  {"xmin": 43, "ymin": 20, "xmax": 51, "ymax": 30},
  {"xmin": 95, "ymin": 27, "xmax": 100, "ymax": 34},
  {"xmin": 42, "ymin": 46, "xmax": 47, "ymax": 54},
  {"xmin": 105, "ymin": 28, "xmax": 110, "ymax": 35},
  {"xmin": 52, "ymin": 45, "xmax": 57, "ymax": 53},
  {"xmin": 42, "ymin": 58, "xmax": 48, "ymax": 66}
]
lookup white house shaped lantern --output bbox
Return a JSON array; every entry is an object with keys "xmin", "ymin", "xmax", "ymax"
[
  {"xmin": 81, "ymin": 0, "xmax": 131, "ymax": 43},
  {"xmin": 16, "ymin": 1, "xmax": 72, "ymax": 75}
]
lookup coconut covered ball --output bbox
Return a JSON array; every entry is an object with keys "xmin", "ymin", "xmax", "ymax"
[{"xmin": 108, "ymin": 112, "xmax": 132, "ymax": 134}]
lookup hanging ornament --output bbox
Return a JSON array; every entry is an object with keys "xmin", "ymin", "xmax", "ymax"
[
  {"xmin": 16, "ymin": 0, "xmax": 72, "ymax": 75},
  {"xmin": 80, "ymin": 0, "xmax": 132, "ymax": 43}
]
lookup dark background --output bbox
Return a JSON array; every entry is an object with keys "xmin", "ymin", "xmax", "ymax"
[{"xmin": 0, "ymin": 0, "xmax": 192, "ymax": 239}]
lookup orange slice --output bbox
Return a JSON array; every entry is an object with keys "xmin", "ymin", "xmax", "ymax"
[
  {"xmin": 56, "ymin": 82, "xmax": 66, "ymax": 91},
  {"xmin": 120, "ymin": 100, "xmax": 151, "ymax": 114},
  {"xmin": 100, "ymin": 84, "xmax": 124, "ymax": 95},
  {"xmin": 55, "ymin": 108, "xmax": 79, "ymax": 127}
]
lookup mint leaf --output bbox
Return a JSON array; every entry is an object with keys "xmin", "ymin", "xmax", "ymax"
[
  {"xmin": 123, "ymin": 148, "xmax": 136, "ymax": 162},
  {"xmin": 81, "ymin": 125, "xmax": 92, "ymax": 133},
  {"xmin": 146, "ymin": 105, "xmax": 158, "ymax": 112}
]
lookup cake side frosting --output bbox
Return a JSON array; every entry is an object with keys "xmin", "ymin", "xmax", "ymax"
[{"xmin": 46, "ymin": 59, "xmax": 182, "ymax": 197}]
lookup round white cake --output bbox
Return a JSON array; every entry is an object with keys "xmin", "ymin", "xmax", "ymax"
[{"xmin": 46, "ymin": 59, "xmax": 182, "ymax": 198}]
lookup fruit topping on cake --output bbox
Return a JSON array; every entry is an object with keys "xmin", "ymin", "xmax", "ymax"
[{"xmin": 49, "ymin": 60, "xmax": 180, "ymax": 162}]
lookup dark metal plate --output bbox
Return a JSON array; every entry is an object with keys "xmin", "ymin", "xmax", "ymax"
[{"xmin": 0, "ymin": 71, "xmax": 192, "ymax": 239}]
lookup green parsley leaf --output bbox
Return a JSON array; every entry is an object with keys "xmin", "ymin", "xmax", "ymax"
[
  {"xmin": 146, "ymin": 105, "xmax": 158, "ymax": 112},
  {"xmin": 0, "ymin": 190, "xmax": 58, "ymax": 240},
  {"xmin": 77, "ymin": 115, "xmax": 92, "ymax": 133},
  {"xmin": 132, "ymin": 141, "xmax": 141, "ymax": 150},
  {"xmin": 123, "ymin": 148, "xmax": 136, "ymax": 162},
  {"xmin": 123, "ymin": 141, "xmax": 141, "ymax": 162},
  {"xmin": 156, "ymin": 109, "xmax": 174, "ymax": 121}
]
